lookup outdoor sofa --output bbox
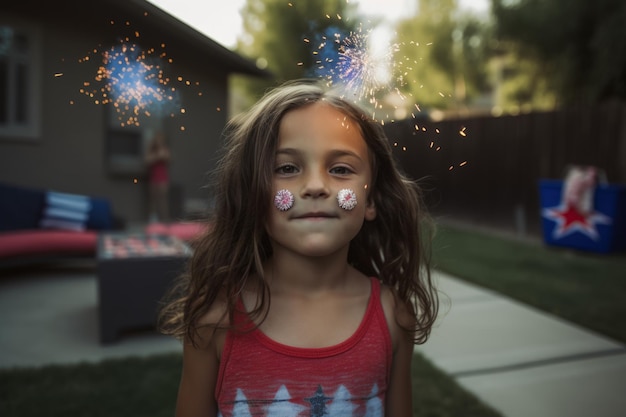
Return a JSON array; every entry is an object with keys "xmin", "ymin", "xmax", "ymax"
[{"xmin": 0, "ymin": 182, "xmax": 207, "ymax": 266}]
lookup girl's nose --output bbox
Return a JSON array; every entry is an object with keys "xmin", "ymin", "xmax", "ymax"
[{"xmin": 301, "ymin": 170, "xmax": 330, "ymax": 199}]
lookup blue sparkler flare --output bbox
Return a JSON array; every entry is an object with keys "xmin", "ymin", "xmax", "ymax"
[
  {"xmin": 99, "ymin": 42, "xmax": 179, "ymax": 124},
  {"xmin": 309, "ymin": 25, "xmax": 394, "ymax": 106}
]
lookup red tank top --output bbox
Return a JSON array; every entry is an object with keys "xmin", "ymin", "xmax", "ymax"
[
  {"xmin": 149, "ymin": 160, "xmax": 169, "ymax": 184},
  {"xmin": 215, "ymin": 278, "xmax": 392, "ymax": 417}
]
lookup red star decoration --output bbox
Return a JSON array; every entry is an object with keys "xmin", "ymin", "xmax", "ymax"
[
  {"xmin": 542, "ymin": 203, "xmax": 612, "ymax": 241},
  {"xmin": 558, "ymin": 204, "xmax": 590, "ymax": 229}
]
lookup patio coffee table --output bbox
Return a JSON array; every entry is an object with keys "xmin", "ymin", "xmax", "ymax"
[{"xmin": 97, "ymin": 233, "xmax": 191, "ymax": 343}]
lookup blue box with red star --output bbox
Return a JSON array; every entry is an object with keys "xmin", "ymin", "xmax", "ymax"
[{"xmin": 539, "ymin": 179, "xmax": 626, "ymax": 253}]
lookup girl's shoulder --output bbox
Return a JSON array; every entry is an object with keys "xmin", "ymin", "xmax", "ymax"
[
  {"xmin": 192, "ymin": 294, "xmax": 231, "ymax": 359},
  {"xmin": 378, "ymin": 281, "xmax": 416, "ymax": 350},
  {"xmin": 198, "ymin": 292, "xmax": 231, "ymax": 328},
  {"xmin": 378, "ymin": 283, "xmax": 396, "ymax": 331}
]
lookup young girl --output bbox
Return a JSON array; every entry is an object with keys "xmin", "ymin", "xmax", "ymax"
[
  {"xmin": 145, "ymin": 130, "xmax": 171, "ymax": 222},
  {"xmin": 160, "ymin": 81, "xmax": 438, "ymax": 417}
]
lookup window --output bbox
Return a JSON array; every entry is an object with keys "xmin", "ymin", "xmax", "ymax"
[
  {"xmin": 106, "ymin": 128, "xmax": 145, "ymax": 176},
  {"xmin": 105, "ymin": 105, "xmax": 163, "ymax": 177},
  {"xmin": 0, "ymin": 20, "xmax": 41, "ymax": 140}
]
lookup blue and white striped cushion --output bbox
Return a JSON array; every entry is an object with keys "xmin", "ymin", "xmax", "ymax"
[{"xmin": 39, "ymin": 192, "xmax": 92, "ymax": 231}]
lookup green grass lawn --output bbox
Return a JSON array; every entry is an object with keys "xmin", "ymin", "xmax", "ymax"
[
  {"xmin": 432, "ymin": 223, "xmax": 626, "ymax": 344},
  {"xmin": 0, "ymin": 352, "xmax": 502, "ymax": 417}
]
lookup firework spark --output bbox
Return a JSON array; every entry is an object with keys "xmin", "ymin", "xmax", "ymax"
[
  {"xmin": 299, "ymin": 9, "xmax": 471, "ymax": 173},
  {"xmin": 64, "ymin": 18, "xmax": 211, "ymax": 128},
  {"xmin": 78, "ymin": 39, "xmax": 182, "ymax": 127},
  {"xmin": 308, "ymin": 23, "xmax": 426, "ymax": 124},
  {"xmin": 311, "ymin": 25, "xmax": 400, "ymax": 108}
]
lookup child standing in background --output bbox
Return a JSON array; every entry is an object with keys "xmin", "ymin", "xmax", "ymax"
[
  {"xmin": 145, "ymin": 130, "xmax": 171, "ymax": 222},
  {"xmin": 160, "ymin": 81, "xmax": 439, "ymax": 417}
]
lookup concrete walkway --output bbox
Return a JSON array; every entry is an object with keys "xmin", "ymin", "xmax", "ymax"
[
  {"xmin": 417, "ymin": 272, "xmax": 626, "ymax": 417},
  {"xmin": 1, "ymin": 265, "xmax": 625, "ymax": 416}
]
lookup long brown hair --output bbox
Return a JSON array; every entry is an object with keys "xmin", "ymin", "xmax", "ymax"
[{"xmin": 159, "ymin": 80, "xmax": 438, "ymax": 346}]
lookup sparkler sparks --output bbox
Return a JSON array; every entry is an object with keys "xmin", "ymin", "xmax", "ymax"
[
  {"xmin": 306, "ymin": 20, "xmax": 434, "ymax": 128},
  {"xmin": 310, "ymin": 25, "xmax": 406, "ymax": 109},
  {"xmin": 94, "ymin": 41, "xmax": 179, "ymax": 126},
  {"xmin": 63, "ymin": 18, "xmax": 210, "ymax": 128},
  {"xmin": 303, "ymin": 15, "xmax": 471, "ymax": 172},
  {"xmin": 298, "ymin": 5, "xmax": 476, "ymax": 175}
]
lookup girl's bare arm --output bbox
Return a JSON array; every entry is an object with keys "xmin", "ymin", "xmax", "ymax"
[
  {"xmin": 385, "ymin": 328, "xmax": 414, "ymax": 417},
  {"xmin": 175, "ymin": 336, "xmax": 220, "ymax": 417},
  {"xmin": 381, "ymin": 285, "xmax": 415, "ymax": 417}
]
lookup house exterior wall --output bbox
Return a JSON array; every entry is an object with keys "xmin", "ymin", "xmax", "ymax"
[
  {"xmin": 0, "ymin": 8, "xmax": 231, "ymax": 223},
  {"xmin": 0, "ymin": 14, "xmax": 110, "ymax": 207}
]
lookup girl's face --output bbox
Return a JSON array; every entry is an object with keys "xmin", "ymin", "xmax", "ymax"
[{"xmin": 266, "ymin": 102, "xmax": 377, "ymax": 258}]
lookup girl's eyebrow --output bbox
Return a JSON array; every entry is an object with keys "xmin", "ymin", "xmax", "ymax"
[
  {"xmin": 275, "ymin": 148, "xmax": 300, "ymax": 157},
  {"xmin": 276, "ymin": 148, "xmax": 364, "ymax": 162}
]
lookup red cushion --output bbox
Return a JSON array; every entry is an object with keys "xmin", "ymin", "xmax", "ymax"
[
  {"xmin": 145, "ymin": 222, "xmax": 208, "ymax": 242},
  {"xmin": 0, "ymin": 230, "xmax": 98, "ymax": 258}
]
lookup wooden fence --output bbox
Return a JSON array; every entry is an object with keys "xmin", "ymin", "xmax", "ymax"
[{"xmin": 383, "ymin": 100, "xmax": 626, "ymax": 237}]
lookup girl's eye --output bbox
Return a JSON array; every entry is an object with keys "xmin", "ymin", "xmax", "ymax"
[
  {"xmin": 330, "ymin": 166, "xmax": 353, "ymax": 175},
  {"xmin": 276, "ymin": 164, "xmax": 299, "ymax": 175}
]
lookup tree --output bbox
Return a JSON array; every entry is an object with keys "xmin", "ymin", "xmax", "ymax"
[
  {"xmin": 492, "ymin": 0, "xmax": 626, "ymax": 106},
  {"xmin": 232, "ymin": 0, "xmax": 359, "ymax": 112},
  {"xmin": 392, "ymin": 0, "xmax": 492, "ymax": 115}
]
